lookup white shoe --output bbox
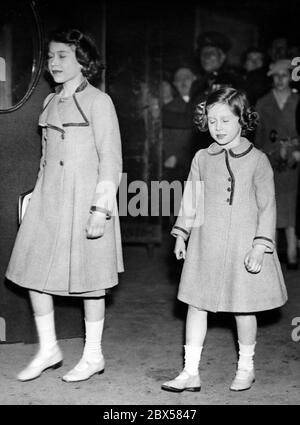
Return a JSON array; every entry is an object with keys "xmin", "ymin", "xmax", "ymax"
[
  {"xmin": 17, "ymin": 345, "xmax": 63, "ymax": 382},
  {"xmin": 161, "ymin": 370, "xmax": 201, "ymax": 392},
  {"xmin": 62, "ymin": 356, "xmax": 105, "ymax": 383},
  {"xmin": 230, "ymin": 368, "xmax": 255, "ymax": 391}
]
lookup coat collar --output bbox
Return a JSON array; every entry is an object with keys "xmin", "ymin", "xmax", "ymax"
[
  {"xmin": 54, "ymin": 78, "xmax": 89, "ymax": 95},
  {"xmin": 207, "ymin": 137, "xmax": 254, "ymax": 158},
  {"xmin": 39, "ymin": 79, "xmax": 90, "ymax": 131}
]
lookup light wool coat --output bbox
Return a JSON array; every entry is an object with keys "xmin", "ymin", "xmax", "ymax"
[
  {"xmin": 172, "ymin": 138, "xmax": 287, "ymax": 313},
  {"xmin": 6, "ymin": 80, "xmax": 124, "ymax": 296}
]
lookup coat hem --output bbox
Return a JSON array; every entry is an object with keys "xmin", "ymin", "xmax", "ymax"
[
  {"xmin": 6, "ymin": 273, "xmax": 119, "ymax": 296},
  {"xmin": 177, "ymin": 294, "xmax": 288, "ymax": 313}
]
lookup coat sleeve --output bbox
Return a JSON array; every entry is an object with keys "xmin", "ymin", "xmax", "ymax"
[
  {"xmin": 253, "ymin": 153, "xmax": 276, "ymax": 253},
  {"xmin": 90, "ymin": 93, "xmax": 122, "ymax": 217},
  {"xmin": 171, "ymin": 152, "xmax": 204, "ymax": 240}
]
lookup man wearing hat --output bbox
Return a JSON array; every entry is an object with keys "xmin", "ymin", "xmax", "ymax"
[
  {"xmin": 191, "ymin": 31, "xmax": 239, "ymax": 99},
  {"xmin": 190, "ymin": 31, "xmax": 240, "ymax": 152}
]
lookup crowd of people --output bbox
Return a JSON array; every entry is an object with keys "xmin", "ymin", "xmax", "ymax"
[{"xmin": 161, "ymin": 31, "xmax": 300, "ymax": 269}]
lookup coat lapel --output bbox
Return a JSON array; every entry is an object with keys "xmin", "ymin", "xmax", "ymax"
[
  {"xmin": 38, "ymin": 79, "xmax": 90, "ymax": 133},
  {"xmin": 39, "ymin": 94, "xmax": 65, "ymax": 134}
]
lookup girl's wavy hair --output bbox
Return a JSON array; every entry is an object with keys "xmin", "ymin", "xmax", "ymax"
[
  {"xmin": 47, "ymin": 28, "xmax": 105, "ymax": 81},
  {"xmin": 194, "ymin": 87, "xmax": 259, "ymax": 134}
]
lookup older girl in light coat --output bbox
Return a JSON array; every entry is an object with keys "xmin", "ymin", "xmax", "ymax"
[{"xmin": 6, "ymin": 28, "xmax": 123, "ymax": 383}]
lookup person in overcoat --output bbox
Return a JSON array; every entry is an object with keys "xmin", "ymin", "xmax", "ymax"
[
  {"xmin": 255, "ymin": 59, "xmax": 300, "ymax": 269},
  {"xmin": 189, "ymin": 31, "xmax": 241, "ymax": 156},
  {"xmin": 162, "ymin": 66, "xmax": 196, "ymax": 184},
  {"xmin": 162, "ymin": 67, "xmax": 196, "ymax": 226},
  {"xmin": 161, "ymin": 88, "xmax": 287, "ymax": 394},
  {"xmin": 240, "ymin": 47, "xmax": 271, "ymax": 107},
  {"xmin": 6, "ymin": 28, "xmax": 123, "ymax": 382}
]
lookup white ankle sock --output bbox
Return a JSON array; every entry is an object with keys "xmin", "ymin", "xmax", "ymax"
[
  {"xmin": 183, "ymin": 345, "xmax": 203, "ymax": 376},
  {"xmin": 237, "ymin": 341, "xmax": 256, "ymax": 371},
  {"xmin": 82, "ymin": 318, "xmax": 104, "ymax": 363},
  {"xmin": 34, "ymin": 311, "xmax": 57, "ymax": 353}
]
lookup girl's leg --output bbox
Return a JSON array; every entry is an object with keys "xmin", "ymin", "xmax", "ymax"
[
  {"xmin": 62, "ymin": 297, "xmax": 105, "ymax": 382},
  {"xmin": 82, "ymin": 297, "xmax": 105, "ymax": 362},
  {"xmin": 184, "ymin": 306, "xmax": 207, "ymax": 375},
  {"xmin": 17, "ymin": 291, "xmax": 62, "ymax": 381},
  {"xmin": 235, "ymin": 313, "xmax": 257, "ymax": 346},
  {"xmin": 29, "ymin": 290, "xmax": 57, "ymax": 354},
  {"xmin": 285, "ymin": 226, "xmax": 298, "ymax": 265},
  {"xmin": 161, "ymin": 306, "xmax": 207, "ymax": 392},
  {"xmin": 186, "ymin": 305, "xmax": 208, "ymax": 346},
  {"xmin": 230, "ymin": 314, "xmax": 257, "ymax": 391},
  {"xmin": 84, "ymin": 296, "xmax": 105, "ymax": 322}
]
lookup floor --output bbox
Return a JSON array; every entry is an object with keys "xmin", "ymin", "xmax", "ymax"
[{"xmin": 0, "ymin": 234, "xmax": 299, "ymax": 405}]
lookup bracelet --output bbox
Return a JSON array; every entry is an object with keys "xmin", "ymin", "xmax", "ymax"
[{"xmin": 89, "ymin": 206, "xmax": 111, "ymax": 220}]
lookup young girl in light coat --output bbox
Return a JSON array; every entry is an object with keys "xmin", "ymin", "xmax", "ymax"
[{"xmin": 162, "ymin": 87, "xmax": 287, "ymax": 392}]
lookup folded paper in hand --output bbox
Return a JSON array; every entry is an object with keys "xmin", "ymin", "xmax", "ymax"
[{"xmin": 18, "ymin": 189, "xmax": 33, "ymax": 224}]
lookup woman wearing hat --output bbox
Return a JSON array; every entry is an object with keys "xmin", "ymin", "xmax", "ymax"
[{"xmin": 255, "ymin": 59, "xmax": 300, "ymax": 269}]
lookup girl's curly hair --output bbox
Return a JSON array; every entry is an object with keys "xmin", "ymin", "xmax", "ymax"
[
  {"xmin": 194, "ymin": 87, "xmax": 259, "ymax": 134},
  {"xmin": 47, "ymin": 28, "xmax": 105, "ymax": 81}
]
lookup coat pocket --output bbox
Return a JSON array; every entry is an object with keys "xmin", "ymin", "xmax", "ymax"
[{"xmin": 172, "ymin": 180, "xmax": 204, "ymax": 240}]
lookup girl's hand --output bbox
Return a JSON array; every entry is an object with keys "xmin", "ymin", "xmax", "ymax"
[
  {"xmin": 164, "ymin": 155, "xmax": 177, "ymax": 169},
  {"xmin": 174, "ymin": 236, "xmax": 186, "ymax": 260},
  {"xmin": 86, "ymin": 211, "xmax": 106, "ymax": 239},
  {"xmin": 279, "ymin": 146, "xmax": 288, "ymax": 160},
  {"xmin": 244, "ymin": 245, "xmax": 266, "ymax": 273}
]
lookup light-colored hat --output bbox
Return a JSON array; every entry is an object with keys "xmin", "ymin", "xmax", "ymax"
[{"xmin": 267, "ymin": 59, "xmax": 293, "ymax": 76}]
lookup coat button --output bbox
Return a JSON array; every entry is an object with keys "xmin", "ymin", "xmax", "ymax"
[
  {"xmin": 228, "ymin": 177, "xmax": 231, "ymax": 182},
  {"xmin": 59, "ymin": 160, "xmax": 64, "ymax": 166},
  {"xmin": 226, "ymin": 198, "xmax": 230, "ymax": 202},
  {"xmin": 227, "ymin": 187, "xmax": 231, "ymax": 192}
]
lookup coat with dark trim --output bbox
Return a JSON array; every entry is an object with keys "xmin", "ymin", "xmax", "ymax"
[
  {"xmin": 172, "ymin": 138, "xmax": 287, "ymax": 312},
  {"xmin": 6, "ymin": 81, "xmax": 124, "ymax": 296}
]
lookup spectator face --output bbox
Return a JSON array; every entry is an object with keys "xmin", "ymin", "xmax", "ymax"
[
  {"xmin": 173, "ymin": 68, "xmax": 196, "ymax": 97},
  {"xmin": 160, "ymin": 80, "xmax": 173, "ymax": 104},
  {"xmin": 273, "ymin": 69, "xmax": 291, "ymax": 91},
  {"xmin": 200, "ymin": 46, "xmax": 226, "ymax": 73},
  {"xmin": 244, "ymin": 52, "xmax": 263, "ymax": 72}
]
